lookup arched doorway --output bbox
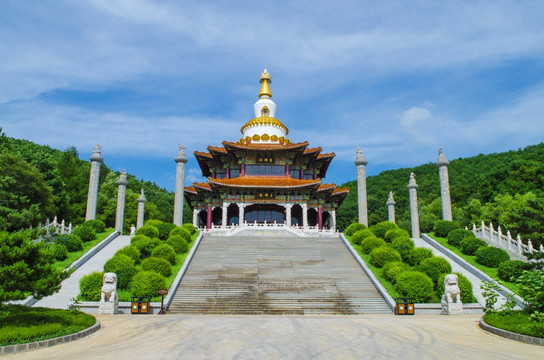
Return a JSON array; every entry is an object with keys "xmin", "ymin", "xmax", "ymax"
[
  {"xmin": 291, "ymin": 204, "xmax": 302, "ymax": 227},
  {"xmin": 198, "ymin": 210, "xmax": 207, "ymax": 229},
  {"xmin": 227, "ymin": 203, "xmax": 239, "ymax": 225},
  {"xmin": 245, "ymin": 204, "xmax": 285, "ymax": 223},
  {"xmin": 322, "ymin": 211, "xmax": 331, "ymax": 230},
  {"xmin": 212, "ymin": 207, "xmax": 222, "ymax": 226},
  {"xmin": 308, "ymin": 208, "xmax": 318, "ymax": 227}
]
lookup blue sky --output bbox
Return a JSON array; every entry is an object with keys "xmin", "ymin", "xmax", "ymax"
[{"xmin": 1, "ymin": 1, "xmax": 544, "ymax": 191}]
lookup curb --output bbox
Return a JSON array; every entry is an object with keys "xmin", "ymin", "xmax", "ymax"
[
  {"xmin": 0, "ymin": 319, "xmax": 101, "ymax": 356},
  {"xmin": 479, "ymin": 318, "xmax": 544, "ymax": 346}
]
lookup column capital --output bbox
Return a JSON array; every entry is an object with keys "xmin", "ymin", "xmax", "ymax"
[
  {"xmin": 175, "ymin": 144, "xmax": 188, "ymax": 163},
  {"xmin": 117, "ymin": 169, "xmax": 128, "ymax": 186},
  {"xmin": 386, "ymin": 191, "xmax": 396, "ymax": 205},
  {"xmin": 137, "ymin": 188, "xmax": 146, "ymax": 203},
  {"xmin": 90, "ymin": 144, "xmax": 103, "ymax": 162},
  {"xmin": 354, "ymin": 146, "xmax": 367, "ymax": 166},
  {"xmin": 407, "ymin": 172, "xmax": 418, "ymax": 189},
  {"xmin": 436, "ymin": 148, "xmax": 450, "ymax": 167}
]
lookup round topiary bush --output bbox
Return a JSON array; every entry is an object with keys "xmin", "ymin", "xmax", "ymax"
[
  {"xmin": 394, "ymin": 271, "xmax": 434, "ymax": 303},
  {"xmin": 182, "ymin": 223, "xmax": 196, "ymax": 235},
  {"xmin": 391, "ymin": 237, "xmax": 415, "ymax": 261},
  {"xmin": 433, "ymin": 220, "xmax": 460, "ymax": 238},
  {"xmin": 132, "ymin": 237, "xmax": 161, "ymax": 258},
  {"xmin": 135, "ymin": 225, "xmax": 159, "ymax": 239},
  {"xmin": 460, "ymin": 237, "xmax": 487, "ymax": 255},
  {"xmin": 156, "ymin": 222, "xmax": 177, "ymax": 240},
  {"xmin": 55, "ymin": 234, "xmax": 83, "ymax": 252},
  {"xmin": 130, "ymin": 234, "xmax": 151, "ymax": 244},
  {"xmin": 169, "ymin": 227, "xmax": 191, "ymax": 243},
  {"xmin": 361, "ymin": 236, "xmax": 386, "ymax": 254},
  {"xmin": 475, "ymin": 246, "xmax": 510, "ymax": 268},
  {"xmin": 44, "ymin": 243, "xmax": 68, "ymax": 261},
  {"xmin": 382, "ymin": 261, "xmax": 409, "ymax": 284},
  {"xmin": 369, "ymin": 221, "xmax": 398, "ymax": 239},
  {"xmin": 438, "ymin": 272, "xmax": 476, "ymax": 303},
  {"xmin": 369, "ymin": 246, "xmax": 402, "ymax": 268},
  {"xmin": 345, "ymin": 223, "xmax": 366, "ymax": 236},
  {"xmin": 420, "ymin": 256, "xmax": 452, "ymax": 275},
  {"xmin": 79, "ymin": 271, "xmax": 104, "ymax": 301},
  {"xmin": 384, "ymin": 228, "xmax": 411, "ymax": 243},
  {"xmin": 83, "ymin": 219, "xmax": 106, "ymax": 233},
  {"xmin": 115, "ymin": 245, "xmax": 141, "ymax": 264},
  {"xmin": 151, "ymin": 244, "xmax": 176, "ymax": 265},
  {"xmin": 116, "ymin": 267, "xmax": 139, "ymax": 290},
  {"xmin": 130, "ymin": 271, "xmax": 165, "ymax": 297},
  {"xmin": 405, "ymin": 247, "xmax": 433, "ymax": 266},
  {"xmin": 144, "ymin": 219, "xmax": 163, "ymax": 228},
  {"xmin": 416, "ymin": 263, "xmax": 442, "ymax": 290},
  {"xmin": 141, "ymin": 257, "xmax": 172, "ymax": 277},
  {"xmin": 73, "ymin": 225, "xmax": 96, "ymax": 242},
  {"xmin": 167, "ymin": 235, "xmax": 189, "ymax": 253},
  {"xmin": 498, "ymin": 260, "xmax": 532, "ymax": 281},
  {"xmin": 103, "ymin": 254, "xmax": 135, "ymax": 274},
  {"xmin": 352, "ymin": 229, "xmax": 376, "ymax": 245},
  {"xmin": 447, "ymin": 229, "xmax": 475, "ymax": 247}
]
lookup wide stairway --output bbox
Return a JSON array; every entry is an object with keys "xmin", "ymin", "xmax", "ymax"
[{"xmin": 168, "ymin": 235, "xmax": 391, "ymax": 315}]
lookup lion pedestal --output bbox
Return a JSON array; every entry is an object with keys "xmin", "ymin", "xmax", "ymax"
[
  {"xmin": 441, "ymin": 274, "xmax": 464, "ymax": 315},
  {"xmin": 99, "ymin": 272, "xmax": 119, "ymax": 314}
]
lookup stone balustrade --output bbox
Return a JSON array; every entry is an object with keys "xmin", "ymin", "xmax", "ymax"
[{"xmin": 41, "ymin": 216, "xmax": 72, "ymax": 235}]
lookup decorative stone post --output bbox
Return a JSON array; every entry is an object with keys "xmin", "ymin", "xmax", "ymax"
[
  {"xmin": 85, "ymin": 144, "xmax": 103, "ymax": 221},
  {"xmin": 331, "ymin": 209, "xmax": 336, "ymax": 231},
  {"xmin": 436, "ymin": 148, "xmax": 453, "ymax": 221},
  {"xmin": 354, "ymin": 147, "xmax": 368, "ymax": 226},
  {"xmin": 407, "ymin": 172, "xmax": 420, "ymax": 239},
  {"xmin": 222, "ymin": 202, "xmax": 228, "ymax": 229},
  {"xmin": 192, "ymin": 208, "xmax": 199, "ymax": 228},
  {"xmin": 302, "ymin": 203, "xmax": 308, "ymax": 229},
  {"xmin": 115, "ymin": 170, "xmax": 128, "ymax": 234},
  {"xmin": 239, "ymin": 203, "xmax": 245, "ymax": 225},
  {"xmin": 386, "ymin": 191, "xmax": 396, "ymax": 223},
  {"xmin": 173, "ymin": 145, "xmax": 188, "ymax": 226},
  {"xmin": 285, "ymin": 204, "xmax": 292, "ymax": 226},
  {"xmin": 137, "ymin": 188, "xmax": 146, "ymax": 229}
]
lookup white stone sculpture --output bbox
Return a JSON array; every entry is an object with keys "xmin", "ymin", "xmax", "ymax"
[
  {"xmin": 386, "ymin": 191, "xmax": 396, "ymax": 223},
  {"xmin": 173, "ymin": 145, "xmax": 188, "ymax": 226},
  {"xmin": 99, "ymin": 272, "xmax": 119, "ymax": 314},
  {"xmin": 441, "ymin": 274, "xmax": 463, "ymax": 315},
  {"xmin": 354, "ymin": 147, "xmax": 368, "ymax": 226}
]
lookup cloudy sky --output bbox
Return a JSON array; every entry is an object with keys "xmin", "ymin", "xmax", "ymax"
[{"xmin": 2, "ymin": 1, "xmax": 544, "ymax": 191}]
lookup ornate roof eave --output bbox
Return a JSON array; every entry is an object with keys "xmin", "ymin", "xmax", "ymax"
[
  {"xmin": 222, "ymin": 141, "xmax": 309, "ymax": 152},
  {"xmin": 207, "ymin": 176, "xmax": 321, "ymax": 189},
  {"xmin": 317, "ymin": 183, "xmax": 337, "ymax": 193}
]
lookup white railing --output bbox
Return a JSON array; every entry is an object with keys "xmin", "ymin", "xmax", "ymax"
[
  {"xmin": 198, "ymin": 221, "xmax": 337, "ymax": 237},
  {"xmin": 471, "ymin": 221, "xmax": 542, "ymax": 259},
  {"xmin": 41, "ymin": 216, "xmax": 72, "ymax": 235}
]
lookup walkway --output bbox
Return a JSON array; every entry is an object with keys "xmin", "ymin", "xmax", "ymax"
[
  {"xmin": 8, "ymin": 314, "xmax": 542, "ymax": 359},
  {"xmin": 33, "ymin": 235, "xmax": 131, "ymax": 309}
]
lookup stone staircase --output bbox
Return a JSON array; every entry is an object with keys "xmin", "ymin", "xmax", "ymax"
[{"xmin": 168, "ymin": 235, "xmax": 391, "ymax": 315}]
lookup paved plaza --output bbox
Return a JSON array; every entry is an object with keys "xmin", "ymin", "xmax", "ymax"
[{"xmin": 7, "ymin": 314, "xmax": 542, "ymax": 359}]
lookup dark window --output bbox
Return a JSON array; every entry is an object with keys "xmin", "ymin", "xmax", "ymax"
[
  {"xmin": 246, "ymin": 165, "xmax": 285, "ymax": 176},
  {"xmin": 230, "ymin": 169, "xmax": 240, "ymax": 178},
  {"xmin": 290, "ymin": 169, "xmax": 300, "ymax": 179}
]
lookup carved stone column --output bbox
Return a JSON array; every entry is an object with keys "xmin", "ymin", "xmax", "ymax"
[
  {"xmin": 222, "ymin": 202, "xmax": 228, "ymax": 229},
  {"xmin": 407, "ymin": 172, "xmax": 420, "ymax": 239},
  {"xmin": 302, "ymin": 203, "xmax": 308, "ymax": 229},
  {"xmin": 173, "ymin": 145, "xmax": 188, "ymax": 226},
  {"xmin": 115, "ymin": 170, "xmax": 128, "ymax": 234},
  {"xmin": 386, "ymin": 191, "xmax": 396, "ymax": 223},
  {"xmin": 193, "ymin": 208, "xmax": 198, "ymax": 228},
  {"xmin": 331, "ymin": 209, "xmax": 336, "ymax": 231},
  {"xmin": 437, "ymin": 148, "xmax": 453, "ymax": 221},
  {"xmin": 354, "ymin": 147, "xmax": 368, "ymax": 226},
  {"xmin": 85, "ymin": 144, "xmax": 103, "ymax": 221},
  {"xmin": 285, "ymin": 204, "xmax": 292, "ymax": 226},
  {"xmin": 137, "ymin": 188, "xmax": 146, "ymax": 229},
  {"xmin": 239, "ymin": 203, "xmax": 245, "ymax": 225}
]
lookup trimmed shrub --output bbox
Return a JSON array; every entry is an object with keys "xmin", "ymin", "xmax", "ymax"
[
  {"xmin": 182, "ymin": 223, "xmax": 196, "ymax": 235},
  {"xmin": 135, "ymin": 225, "xmax": 159, "ymax": 239},
  {"xmin": 156, "ymin": 222, "xmax": 177, "ymax": 240},
  {"xmin": 361, "ymin": 236, "xmax": 386, "ymax": 254},
  {"xmin": 498, "ymin": 260, "xmax": 532, "ymax": 282},
  {"xmin": 438, "ymin": 272, "xmax": 476, "ymax": 303},
  {"xmin": 475, "ymin": 246, "xmax": 510, "ymax": 268},
  {"xmin": 167, "ymin": 235, "xmax": 189, "ymax": 253},
  {"xmin": 384, "ymin": 228, "xmax": 410, "ymax": 243},
  {"xmin": 116, "ymin": 267, "xmax": 139, "ymax": 290},
  {"xmin": 79, "ymin": 271, "xmax": 104, "ymax": 301},
  {"xmin": 132, "ymin": 237, "xmax": 161, "ymax": 258},
  {"xmin": 130, "ymin": 234, "xmax": 151, "ymax": 244},
  {"xmin": 169, "ymin": 227, "xmax": 192, "ymax": 243},
  {"xmin": 420, "ymin": 256, "xmax": 452, "ymax": 275},
  {"xmin": 416, "ymin": 263, "xmax": 442, "ymax": 290},
  {"xmin": 115, "ymin": 245, "xmax": 141, "ymax": 264},
  {"xmin": 447, "ymin": 229, "xmax": 475, "ymax": 247},
  {"xmin": 55, "ymin": 234, "xmax": 83, "ymax": 252},
  {"xmin": 351, "ymin": 229, "xmax": 375, "ymax": 245},
  {"xmin": 345, "ymin": 223, "xmax": 366, "ymax": 236},
  {"xmin": 141, "ymin": 257, "xmax": 172, "ymax": 277},
  {"xmin": 103, "ymin": 254, "xmax": 135, "ymax": 274},
  {"xmin": 391, "ymin": 237, "xmax": 415, "ymax": 261},
  {"xmin": 43, "ymin": 243, "xmax": 68, "ymax": 261},
  {"xmin": 369, "ymin": 221, "xmax": 398, "ymax": 239},
  {"xmin": 394, "ymin": 271, "xmax": 434, "ymax": 302},
  {"xmin": 433, "ymin": 220, "xmax": 460, "ymax": 238},
  {"xmin": 73, "ymin": 225, "xmax": 96, "ymax": 242},
  {"xmin": 83, "ymin": 219, "xmax": 106, "ymax": 233},
  {"xmin": 382, "ymin": 261, "xmax": 409, "ymax": 284},
  {"xmin": 406, "ymin": 247, "xmax": 433, "ymax": 266},
  {"xmin": 151, "ymin": 244, "xmax": 176, "ymax": 265},
  {"xmin": 460, "ymin": 237, "xmax": 487, "ymax": 255},
  {"xmin": 144, "ymin": 219, "xmax": 163, "ymax": 228},
  {"xmin": 130, "ymin": 271, "xmax": 165, "ymax": 297},
  {"xmin": 369, "ymin": 246, "xmax": 402, "ymax": 268}
]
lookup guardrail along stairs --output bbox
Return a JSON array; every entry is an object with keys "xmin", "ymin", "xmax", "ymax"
[{"xmin": 168, "ymin": 235, "xmax": 391, "ymax": 315}]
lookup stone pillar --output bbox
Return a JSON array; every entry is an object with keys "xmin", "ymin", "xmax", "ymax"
[
  {"xmin": 193, "ymin": 208, "xmax": 198, "ymax": 228},
  {"xmin": 173, "ymin": 145, "xmax": 188, "ymax": 226},
  {"xmin": 517, "ymin": 234, "xmax": 523, "ymax": 254},
  {"xmin": 115, "ymin": 170, "xmax": 128, "ymax": 234},
  {"xmin": 285, "ymin": 204, "xmax": 292, "ymax": 226},
  {"xmin": 85, "ymin": 144, "xmax": 103, "ymax": 221},
  {"xmin": 407, "ymin": 172, "xmax": 420, "ymax": 239},
  {"xmin": 354, "ymin": 147, "xmax": 368, "ymax": 226},
  {"xmin": 317, "ymin": 206, "xmax": 323, "ymax": 230},
  {"xmin": 386, "ymin": 191, "xmax": 396, "ymax": 223},
  {"xmin": 302, "ymin": 203, "xmax": 308, "ymax": 229},
  {"xmin": 206, "ymin": 204, "xmax": 212, "ymax": 229},
  {"xmin": 331, "ymin": 209, "xmax": 336, "ymax": 231},
  {"xmin": 222, "ymin": 202, "xmax": 228, "ymax": 229},
  {"xmin": 507, "ymin": 230, "xmax": 513, "ymax": 250},
  {"xmin": 239, "ymin": 203, "xmax": 245, "ymax": 225},
  {"xmin": 137, "ymin": 188, "xmax": 146, "ymax": 229},
  {"xmin": 436, "ymin": 148, "xmax": 453, "ymax": 221}
]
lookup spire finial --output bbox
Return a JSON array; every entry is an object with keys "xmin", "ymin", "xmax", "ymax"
[{"xmin": 259, "ymin": 69, "xmax": 272, "ymax": 99}]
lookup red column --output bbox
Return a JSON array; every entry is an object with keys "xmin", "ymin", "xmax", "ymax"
[
  {"xmin": 226, "ymin": 168, "xmax": 230, "ymax": 179},
  {"xmin": 285, "ymin": 164, "xmax": 290, "ymax": 177},
  {"xmin": 313, "ymin": 174, "xmax": 317, "ymax": 180},
  {"xmin": 207, "ymin": 205, "xmax": 212, "ymax": 229},
  {"xmin": 318, "ymin": 206, "xmax": 323, "ymax": 230},
  {"xmin": 300, "ymin": 169, "xmax": 304, "ymax": 179},
  {"xmin": 241, "ymin": 164, "xmax": 246, "ymax": 176}
]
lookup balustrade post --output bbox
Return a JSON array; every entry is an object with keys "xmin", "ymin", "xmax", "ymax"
[
  {"xmin": 472, "ymin": 223, "xmax": 477, "ymax": 236},
  {"xmin": 498, "ymin": 226, "xmax": 503, "ymax": 246},
  {"xmin": 507, "ymin": 230, "xmax": 513, "ymax": 250},
  {"xmin": 489, "ymin": 222, "xmax": 494, "ymax": 242},
  {"xmin": 68, "ymin": 222, "xmax": 72, "ymax": 234},
  {"xmin": 61, "ymin": 219, "xmax": 65, "ymax": 234},
  {"xmin": 528, "ymin": 240, "xmax": 534, "ymax": 253},
  {"xmin": 517, "ymin": 234, "xmax": 523, "ymax": 254}
]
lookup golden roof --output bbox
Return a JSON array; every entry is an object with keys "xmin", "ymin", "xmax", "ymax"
[
  {"xmin": 259, "ymin": 69, "xmax": 272, "ymax": 98},
  {"xmin": 240, "ymin": 117, "xmax": 289, "ymax": 135},
  {"xmin": 208, "ymin": 176, "xmax": 321, "ymax": 189},
  {"xmin": 223, "ymin": 141, "xmax": 308, "ymax": 151}
]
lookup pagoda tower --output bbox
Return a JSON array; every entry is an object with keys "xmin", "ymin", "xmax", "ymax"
[{"xmin": 184, "ymin": 70, "xmax": 349, "ymax": 235}]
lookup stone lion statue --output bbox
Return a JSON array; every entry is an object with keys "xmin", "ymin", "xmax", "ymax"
[
  {"xmin": 101, "ymin": 272, "xmax": 118, "ymax": 303},
  {"xmin": 441, "ymin": 273, "xmax": 463, "ymax": 315}
]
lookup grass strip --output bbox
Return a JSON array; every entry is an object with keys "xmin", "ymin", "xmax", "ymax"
[{"xmin": 484, "ymin": 311, "xmax": 544, "ymax": 338}]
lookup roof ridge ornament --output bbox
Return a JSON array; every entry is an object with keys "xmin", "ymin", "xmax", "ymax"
[{"xmin": 259, "ymin": 69, "xmax": 272, "ymax": 99}]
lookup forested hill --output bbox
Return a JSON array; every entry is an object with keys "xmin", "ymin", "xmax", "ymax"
[
  {"xmin": 337, "ymin": 143, "xmax": 544, "ymax": 245},
  {"xmin": 0, "ymin": 129, "xmax": 188, "ymax": 232}
]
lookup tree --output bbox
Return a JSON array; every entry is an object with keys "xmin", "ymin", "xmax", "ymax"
[{"xmin": 0, "ymin": 230, "xmax": 68, "ymax": 304}]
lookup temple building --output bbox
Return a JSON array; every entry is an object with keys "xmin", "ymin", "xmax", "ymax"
[{"xmin": 185, "ymin": 70, "xmax": 349, "ymax": 235}]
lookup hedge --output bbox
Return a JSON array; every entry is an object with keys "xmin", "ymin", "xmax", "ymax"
[
  {"xmin": 417, "ymin": 257, "xmax": 452, "ymax": 289},
  {"xmin": 394, "ymin": 271, "xmax": 434, "ymax": 302},
  {"xmin": 498, "ymin": 260, "xmax": 532, "ymax": 281},
  {"xmin": 369, "ymin": 246, "xmax": 402, "ymax": 268},
  {"xmin": 351, "ymin": 229, "xmax": 375, "ymax": 245},
  {"xmin": 130, "ymin": 271, "xmax": 165, "ymax": 297},
  {"xmin": 460, "ymin": 236, "xmax": 487, "ymax": 255},
  {"xmin": 132, "ymin": 237, "xmax": 162, "ymax": 258},
  {"xmin": 361, "ymin": 236, "xmax": 386, "ymax": 254},
  {"xmin": 73, "ymin": 225, "xmax": 96, "ymax": 242},
  {"xmin": 169, "ymin": 227, "xmax": 191, "ymax": 243},
  {"xmin": 182, "ymin": 223, "xmax": 196, "ymax": 235},
  {"xmin": 438, "ymin": 272, "xmax": 476, "ymax": 303},
  {"xmin": 151, "ymin": 244, "xmax": 176, "ymax": 265},
  {"xmin": 405, "ymin": 247, "xmax": 433, "ymax": 266},
  {"xmin": 433, "ymin": 220, "xmax": 460, "ymax": 238},
  {"xmin": 382, "ymin": 261, "xmax": 409, "ymax": 284},
  {"xmin": 384, "ymin": 228, "xmax": 410, "ymax": 243},
  {"xmin": 141, "ymin": 257, "xmax": 172, "ymax": 277},
  {"xmin": 345, "ymin": 223, "xmax": 366, "ymax": 236},
  {"xmin": 369, "ymin": 221, "xmax": 398, "ymax": 239},
  {"xmin": 167, "ymin": 235, "xmax": 189, "ymax": 253},
  {"xmin": 447, "ymin": 229, "xmax": 475, "ymax": 247},
  {"xmin": 391, "ymin": 237, "xmax": 415, "ymax": 261},
  {"xmin": 43, "ymin": 243, "xmax": 68, "ymax": 261},
  {"xmin": 144, "ymin": 219, "xmax": 163, "ymax": 228},
  {"xmin": 79, "ymin": 271, "xmax": 104, "ymax": 301},
  {"xmin": 103, "ymin": 254, "xmax": 135, "ymax": 274},
  {"xmin": 156, "ymin": 222, "xmax": 177, "ymax": 240},
  {"xmin": 55, "ymin": 234, "xmax": 83, "ymax": 252},
  {"xmin": 83, "ymin": 219, "xmax": 106, "ymax": 233},
  {"xmin": 135, "ymin": 225, "xmax": 159, "ymax": 239},
  {"xmin": 475, "ymin": 246, "xmax": 510, "ymax": 268},
  {"xmin": 115, "ymin": 245, "xmax": 141, "ymax": 264},
  {"xmin": 116, "ymin": 267, "xmax": 139, "ymax": 290}
]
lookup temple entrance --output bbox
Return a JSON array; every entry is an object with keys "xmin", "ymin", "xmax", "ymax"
[
  {"xmin": 227, "ymin": 203, "xmax": 239, "ymax": 225},
  {"xmin": 212, "ymin": 207, "xmax": 222, "ymax": 226},
  {"xmin": 245, "ymin": 204, "xmax": 285, "ymax": 223},
  {"xmin": 291, "ymin": 204, "xmax": 302, "ymax": 226},
  {"xmin": 322, "ymin": 211, "xmax": 331, "ymax": 230},
  {"xmin": 307, "ymin": 208, "xmax": 318, "ymax": 227},
  {"xmin": 197, "ymin": 210, "xmax": 207, "ymax": 228}
]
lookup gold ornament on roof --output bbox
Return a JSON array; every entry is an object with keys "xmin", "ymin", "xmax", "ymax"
[
  {"xmin": 259, "ymin": 69, "xmax": 272, "ymax": 99},
  {"xmin": 241, "ymin": 117, "xmax": 289, "ymax": 135}
]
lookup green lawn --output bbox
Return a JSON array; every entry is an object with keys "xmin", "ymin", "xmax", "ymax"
[
  {"xmin": 427, "ymin": 232, "xmax": 520, "ymax": 294},
  {"xmin": 484, "ymin": 311, "xmax": 544, "ymax": 338},
  {"xmin": 52, "ymin": 229, "xmax": 115, "ymax": 272}
]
